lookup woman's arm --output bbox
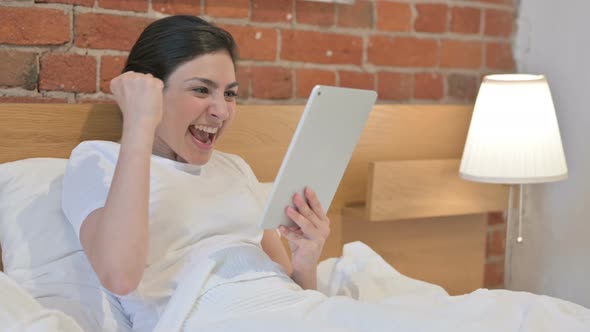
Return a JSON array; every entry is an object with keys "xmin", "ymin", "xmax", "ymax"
[
  {"xmin": 261, "ymin": 230, "xmax": 292, "ymax": 276},
  {"xmin": 263, "ymin": 188, "xmax": 330, "ymax": 290},
  {"xmin": 79, "ymin": 73, "xmax": 164, "ymax": 296},
  {"xmin": 262, "ymin": 229, "xmax": 319, "ymax": 290}
]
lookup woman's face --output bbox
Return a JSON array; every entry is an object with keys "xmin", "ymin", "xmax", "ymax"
[{"xmin": 153, "ymin": 51, "xmax": 238, "ymax": 165}]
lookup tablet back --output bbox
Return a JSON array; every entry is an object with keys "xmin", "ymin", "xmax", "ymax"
[{"xmin": 260, "ymin": 85, "xmax": 377, "ymax": 229}]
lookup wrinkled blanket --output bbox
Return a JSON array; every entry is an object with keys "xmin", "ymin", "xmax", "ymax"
[{"xmin": 153, "ymin": 242, "xmax": 590, "ymax": 332}]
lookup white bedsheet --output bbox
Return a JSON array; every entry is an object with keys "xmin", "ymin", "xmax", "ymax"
[{"xmin": 154, "ymin": 242, "xmax": 590, "ymax": 332}]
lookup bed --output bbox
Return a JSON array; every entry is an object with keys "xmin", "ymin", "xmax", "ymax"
[
  {"xmin": 0, "ymin": 103, "xmax": 497, "ymax": 291},
  {"xmin": 1, "ymin": 103, "xmax": 589, "ymax": 331}
]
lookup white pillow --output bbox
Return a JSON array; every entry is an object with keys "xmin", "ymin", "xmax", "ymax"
[
  {"xmin": 0, "ymin": 270, "xmax": 83, "ymax": 331},
  {"xmin": 0, "ymin": 158, "xmax": 131, "ymax": 332}
]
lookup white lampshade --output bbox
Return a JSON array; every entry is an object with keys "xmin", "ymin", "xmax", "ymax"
[{"xmin": 460, "ymin": 74, "xmax": 568, "ymax": 184}]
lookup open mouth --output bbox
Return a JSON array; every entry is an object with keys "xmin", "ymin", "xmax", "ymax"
[{"xmin": 189, "ymin": 124, "xmax": 219, "ymax": 146}]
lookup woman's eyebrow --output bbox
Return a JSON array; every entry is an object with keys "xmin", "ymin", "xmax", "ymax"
[{"xmin": 185, "ymin": 77, "xmax": 239, "ymax": 89}]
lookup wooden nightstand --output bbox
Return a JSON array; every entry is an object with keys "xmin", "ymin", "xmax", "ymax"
[{"xmin": 340, "ymin": 159, "xmax": 508, "ymax": 295}]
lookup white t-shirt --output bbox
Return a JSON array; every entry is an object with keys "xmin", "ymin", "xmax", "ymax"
[{"xmin": 62, "ymin": 141, "xmax": 287, "ymax": 331}]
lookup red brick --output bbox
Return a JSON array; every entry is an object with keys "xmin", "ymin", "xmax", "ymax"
[
  {"xmin": 414, "ymin": 73, "xmax": 443, "ymax": 100},
  {"xmin": 0, "ymin": 7, "xmax": 69, "ymax": 45},
  {"xmin": 295, "ymin": 69, "xmax": 336, "ymax": 98},
  {"xmin": 251, "ymin": 67, "xmax": 292, "ymax": 99},
  {"xmin": 484, "ymin": 260, "xmax": 504, "ymax": 288},
  {"xmin": 377, "ymin": 72, "xmax": 412, "ymax": 101},
  {"xmin": 339, "ymin": 71, "xmax": 374, "ymax": 90},
  {"xmin": 282, "ymin": 30, "xmax": 363, "ymax": 65},
  {"xmin": 236, "ymin": 65, "xmax": 251, "ymax": 99},
  {"xmin": 35, "ymin": 0, "xmax": 94, "ymax": 6},
  {"xmin": 486, "ymin": 228, "xmax": 506, "ymax": 256},
  {"xmin": 368, "ymin": 36, "xmax": 438, "ymax": 67},
  {"xmin": 485, "ymin": 9, "xmax": 514, "ymax": 37},
  {"xmin": 337, "ymin": 0, "xmax": 373, "ymax": 28},
  {"xmin": 252, "ymin": 0, "xmax": 294, "ymax": 23},
  {"xmin": 376, "ymin": 1, "xmax": 411, "ymax": 32},
  {"xmin": 40, "ymin": 54, "xmax": 97, "ymax": 93},
  {"xmin": 100, "ymin": 56, "xmax": 127, "ymax": 93},
  {"xmin": 447, "ymin": 74, "xmax": 479, "ymax": 102},
  {"xmin": 451, "ymin": 7, "xmax": 481, "ymax": 34},
  {"xmin": 488, "ymin": 211, "xmax": 506, "ymax": 226},
  {"xmin": 205, "ymin": 0, "xmax": 249, "ymax": 18},
  {"xmin": 296, "ymin": 0, "xmax": 335, "ymax": 27},
  {"xmin": 220, "ymin": 25, "xmax": 277, "ymax": 61},
  {"xmin": 486, "ymin": 42, "xmax": 515, "ymax": 70},
  {"xmin": 415, "ymin": 4, "xmax": 447, "ymax": 33},
  {"xmin": 440, "ymin": 40, "xmax": 482, "ymax": 69},
  {"xmin": 0, "ymin": 51, "xmax": 38, "ymax": 90},
  {"xmin": 152, "ymin": 0, "xmax": 201, "ymax": 15},
  {"xmin": 75, "ymin": 13, "xmax": 153, "ymax": 51},
  {"xmin": 99, "ymin": 0, "xmax": 148, "ymax": 12},
  {"xmin": 0, "ymin": 96, "xmax": 68, "ymax": 104}
]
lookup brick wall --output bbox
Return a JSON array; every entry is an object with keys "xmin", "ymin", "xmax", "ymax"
[
  {"xmin": 0, "ymin": 0, "xmax": 514, "ymax": 287},
  {"xmin": 0, "ymin": 0, "xmax": 516, "ymax": 104},
  {"xmin": 485, "ymin": 211, "xmax": 507, "ymax": 288}
]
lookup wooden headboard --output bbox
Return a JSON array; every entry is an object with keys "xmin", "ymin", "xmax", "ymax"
[
  {"xmin": 0, "ymin": 103, "xmax": 473, "ymax": 246},
  {"xmin": 0, "ymin": 103, "xmax": 506, "ymax": 294}
]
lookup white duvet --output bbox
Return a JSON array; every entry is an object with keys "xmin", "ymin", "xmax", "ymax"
[
  {"xmin": 2, "ymin": 242, "xmax": 589, "ymax": 331},
  {"xmin": 152, "ymin": 242, "xmax": 590, "ymax": 332}
]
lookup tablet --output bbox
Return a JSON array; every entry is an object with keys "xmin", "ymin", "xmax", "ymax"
[{"xmin": 259, "ymin": 85, "xmax": 377, "ymax": 229}]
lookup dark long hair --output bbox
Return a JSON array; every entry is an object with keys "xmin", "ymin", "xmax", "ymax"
[{"xmin": 123, "ymin": 15, "xmax": 238, "ymax": 84}]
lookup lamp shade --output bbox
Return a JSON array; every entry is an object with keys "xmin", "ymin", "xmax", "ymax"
[{"xmin": 460, "ymin": 74, "xmax": 568, "ymax": 184}]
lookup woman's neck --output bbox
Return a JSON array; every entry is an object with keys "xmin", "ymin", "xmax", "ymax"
[{"xmin": 152, "ymin": 136, "xmax": 185, "ymax": 162}]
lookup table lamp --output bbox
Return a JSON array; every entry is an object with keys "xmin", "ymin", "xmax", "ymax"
[{"xmin": 460, "ymin": 74, "xmax": 568, "ymax": 246}]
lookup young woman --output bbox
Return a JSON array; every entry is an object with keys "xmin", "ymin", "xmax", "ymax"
[{"xmin": 62, "ymin": 15, "xmax": 330, "ymax": 331}]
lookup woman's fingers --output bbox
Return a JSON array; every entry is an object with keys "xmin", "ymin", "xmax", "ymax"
[
  {"xmin": 284, "ymin": 189, "xmax": 331, "ymax": 241},
  {"xmin": 304, "ymin": 187, "xmax": 328, "ymax": 222},
  {"xmin": 292, "ymin": 192, "xmax": 322, "ymax": 228},
  {"xmin": 285, "ymin": 206, "xmax": 322, "ymax": 239},
  {"xmin": 279, "ymin": 225, "xmax": 304, "ymax": 242},
  {"xmin": 304, "ymin": 188, "xmax": 330, "ymax": 237}
]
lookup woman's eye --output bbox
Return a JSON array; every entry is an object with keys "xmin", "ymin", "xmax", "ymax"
[
  {"xmin": 192, "ymin": 87, "xmax": 209, "ymax": 95},
  {"xmin": 224, "ymin": 90, "xmax": 237, "ymax": 101}
]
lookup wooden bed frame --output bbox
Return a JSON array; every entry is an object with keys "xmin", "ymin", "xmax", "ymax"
[{"xmin": 0, "ymin": 103, "xmax": 507, "ymax": 295}]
